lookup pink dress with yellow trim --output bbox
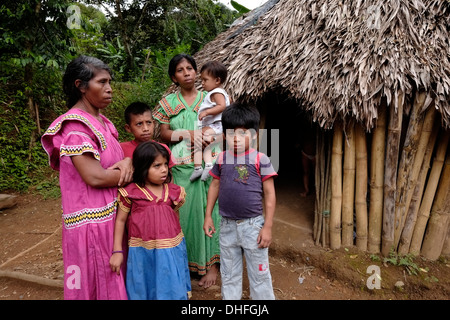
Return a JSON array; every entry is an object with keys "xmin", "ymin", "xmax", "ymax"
[{"xmin": 41, "ymin": 108, "xmax": 127, "ymax": 300}]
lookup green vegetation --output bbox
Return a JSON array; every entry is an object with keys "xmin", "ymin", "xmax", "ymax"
[{"xmin": 0, "ymin": 0, "xmax": 240, "ymax": 195}]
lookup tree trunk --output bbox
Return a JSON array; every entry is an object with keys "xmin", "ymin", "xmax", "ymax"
[
  {"xmin": 330, "ymin": 121, "xmax": 343, "ymax": 250},
  {"xmin": 115, "ymin": 0, "xmax": 135, "ymax": 80},
  {"xmin": 381, "ymin": 92, "xmax": 404, "ymax": 256},
  {"xmin": 368, "ymin": 103, "xmax": 386, "ymax": 253},
  {"xmin": 421, "ymin": 151, "xmax": 450, "ymax": 260},
  {"xmin": 342, "ymin": 121, "xmax": 356, "ymax": 247},
  {"xmin": 355, "ymin": 124, "xmax": 368, "ymax": 251},
  {"xmin": 25, "ymin": 1, "xmax": 42, "ymax": 161},
  {"xmin": 398, "ymin": 106, "xmax": 437, "ymax": 255},
  {"xmin": 393, "ymin": 91, "xmax": 426, "ymax": 248},
  {"xmin": 410, "ymin": 130, "xmax": 450, "ymax": 255}
]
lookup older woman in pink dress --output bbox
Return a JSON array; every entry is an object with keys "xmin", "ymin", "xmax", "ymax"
[{"xmin": 41, "ymin": 55, "xmax": 132, "ymax": 300}]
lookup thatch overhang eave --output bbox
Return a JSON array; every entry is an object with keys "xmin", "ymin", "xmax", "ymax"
[{"xmin": 166, "ymin": 0, "xmax": 450, "ymax": 131}]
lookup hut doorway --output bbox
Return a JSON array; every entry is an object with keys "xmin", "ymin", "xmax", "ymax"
[
  {"xmin": 259, "ymin": 93, "xmax": 316, "ymax": 192},
  {"xmin": 258, "ymin": 93, "xmax": 316, "ymax": 236}
]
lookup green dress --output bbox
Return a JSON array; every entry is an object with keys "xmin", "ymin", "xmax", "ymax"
[{"xmin": 154, "ymin": 91, "xmax": 220, "ymax": 275}]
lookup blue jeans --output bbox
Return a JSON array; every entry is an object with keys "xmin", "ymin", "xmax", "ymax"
[{"xmin": 219, "ymin": 216, "xmax": 275, "ymax": 300}]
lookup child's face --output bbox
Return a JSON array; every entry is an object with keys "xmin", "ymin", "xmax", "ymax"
[
  {"xmin": 125, "ymin": 111, "xmax": 154, "ymax": 144},
  {"xmin": 225, "ymin": 127, "xmax": 257, "ymax": 154},
  {"xmin": 201, "ymin": 71, "xmax": 221, "ymax": 92},
  {"xmin": 146, "ymin": 154, "xmax": 169, "ymax": 186}
]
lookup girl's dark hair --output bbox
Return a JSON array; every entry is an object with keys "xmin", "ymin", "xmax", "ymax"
[
  {"xmin": 132, "ymin": 141, "xmax": 172, "ymax": 186},
  {"xmin": 222, "ymin": 102, "xmax": 260, "ymax": 132},
  {"xmin": 168, "ymin": 53, "xmax": 197, "ymax": 86},
  {"xmin": 200, "ymin": 61, "xmax": 228, "ymax": 84},
  {"xmin": 63, "ymin": 55, "xmax": 112, "ymax": 108}
]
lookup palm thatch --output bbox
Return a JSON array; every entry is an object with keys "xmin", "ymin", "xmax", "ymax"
[{"xmin": 185, "ymin": 0, "xmax": 450, "ymax": 131}]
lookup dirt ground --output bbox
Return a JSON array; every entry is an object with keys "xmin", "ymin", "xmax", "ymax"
[{"xmin": 0, "ymin": 181, "xmax": 449, "ymax": 301}]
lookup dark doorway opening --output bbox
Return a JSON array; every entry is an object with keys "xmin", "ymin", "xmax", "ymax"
[{"xmin": 258, "ymin": 93, "xmax": 316, "ymax": 196}]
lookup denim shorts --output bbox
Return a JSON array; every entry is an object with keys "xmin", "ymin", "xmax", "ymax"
[{"xmin": 219, "ymin": 215, "xmax": 275, "ymax": 300}]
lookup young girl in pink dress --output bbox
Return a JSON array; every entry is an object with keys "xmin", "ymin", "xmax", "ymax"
[
  {"xmin": 109, "ymin": 141, "xmax": 191, "ymax": 300},
  {"xmin": 41, "ymin": 55, "xmax": 132, "ymax": 300}
]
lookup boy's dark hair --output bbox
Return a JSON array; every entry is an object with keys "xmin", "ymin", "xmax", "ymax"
[
  {"xmin": 132, "ymin": 141, "xmax": 172, "ymax": 187},
  {"xmin": 124, "ymin": 102, "xmax": 152, "ymax": 125},
  {"xmin": 63, "ymin": 55, "xmax": 112, "ymax": 108},
  {"xmin": 168, "ymin": 54, "xmax": 197, "ymax": 86},
  {"xmin": 222, "ymin": 102, "xmax": 260, "ymax": 132},
  {"xmin": 200, "ymin": 61, "xmax": 228, "ymax": 84}
]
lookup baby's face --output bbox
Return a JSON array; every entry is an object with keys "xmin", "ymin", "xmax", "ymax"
[{"xmin": 201, "ymin": 71, "xmax": 221, "ymax": 92}]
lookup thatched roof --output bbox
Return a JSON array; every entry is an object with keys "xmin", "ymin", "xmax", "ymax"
[{"xmin": 189, "ymin": 0, "xmax": 450, "ymax": 130}]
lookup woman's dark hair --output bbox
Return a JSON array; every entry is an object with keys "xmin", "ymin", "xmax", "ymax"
[
  {"xmin": 63, "ymin": 55, "xmax": 112, "ymax": 108},
  {"xmin": 222, "ymin": 102, "xmax": 260, "ymax": 132},
  {"xmin": 200, "ymin": 61, "xmax": 228, "ymax": 84},
  {"xmin": 132, "ymin": 141, "xmax": 172, "ymax": 187},
  {"xmin": 168, "ymin": 53, "xmax": 197, "ymax": 86}
]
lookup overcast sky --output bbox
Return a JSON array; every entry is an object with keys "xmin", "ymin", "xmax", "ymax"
[{"xmin": 218, "ymin": 0, "xmax": 269, "ymax": 10}]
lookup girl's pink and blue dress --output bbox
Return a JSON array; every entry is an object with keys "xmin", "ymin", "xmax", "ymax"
[
  {"xmin": 118, "ymin": 182, "xmax": 191, "ymax": 300},
  {"xmin": 41, "ymin": 108, "xmax": 127, "ymax": 300}
]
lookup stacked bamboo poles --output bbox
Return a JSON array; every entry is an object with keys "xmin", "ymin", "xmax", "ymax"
[
  {"xmin": 397, "ymin": 106, "xmax": 438, "ymax": 255},
  {"xmin": 393, "ymin": 92, "xmax": 427, "ymax": 248},
  {"xmin": 330, "ymin": 121, "xmax": 343, "ymax": 250},
  {"xmin": 342, "ymin": 121, "xmax": 356, "ymax": 246},
  {"xmin": 368, "ymin": 104, "xmax": 386, "ymax": 253},
  {"xmin": 312, "ymin": 100, "xmax": 449, "ymax": 260},
  {"xmin": 409, "ymin": 130, "xmax": 450, "ymax": 255},
  {"xmin": 382, "ymin": 92, "xmax": 404, "ymax": 256},
  {"xmin": 421, "ymin": 152, "xmax": 450, "ymax": 260},
  {"xmin": 355, "ymin": 124, "xmax": 368, "ymax": 251}
]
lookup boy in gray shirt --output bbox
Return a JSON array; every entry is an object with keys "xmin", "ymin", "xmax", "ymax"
[{"xmin": 204, "ymin": 102, "xmax": 277, "ymax": 300}]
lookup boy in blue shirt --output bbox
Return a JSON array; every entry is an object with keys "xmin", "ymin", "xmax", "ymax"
[{"xmin": 204, "ymin": 102, "xmax": 277, "ymax": 300}]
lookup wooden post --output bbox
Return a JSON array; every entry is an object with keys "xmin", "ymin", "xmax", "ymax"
[
  {"xmin": 368, "ymin": 103, "xmax": 386, "ymax": 253},
  {"xmin": 441, "ymin": 223, "xmax": 450, "ymax": 258},
  {"xmin": 393, "ymin": 91, "xmax": 426, "ymax": 248},
  {"xmin": 330, "ymin": 121, "xmax": 343, "ymax": 250},
  {"xmin": 381, "ymin": 92, "xmax": 404, "ymax": 256},
  {"xmin": 314, "ymin": 130, "xmax": 324, "ymax": 244},
  {"xmin": 355, "ymin": 124, "xmax": 368, "ymax": 251},
  {"xmin": 410, "ymin": 130, "xmax": 450, "ymax": 255},
  {"xmin": 342, "ymin": 121, "xmax": 356, "ymax": 247},
  {"xmin": 397, "ymin": 106, "xmax": 437, "ymax": 255},
  {"xmin": 421, "ymin": 152, "xmax": 450, "ymax": 260}
]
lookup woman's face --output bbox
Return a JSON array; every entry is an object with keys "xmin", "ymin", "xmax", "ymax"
[
  {"xmin": 80, "ymin": 69, "xmax": 112, "ymax": 109},
  {"xmin": 171, "ymin": 58, "xmax": 197, "ymax": 89}
]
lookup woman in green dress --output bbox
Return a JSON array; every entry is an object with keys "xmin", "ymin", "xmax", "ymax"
[{"xmin": 154, "ymin": 54, "xmax": 220, "ymax": 288}]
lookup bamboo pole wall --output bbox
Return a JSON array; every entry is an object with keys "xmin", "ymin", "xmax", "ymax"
[
  {"xmin": 342, "ymin": 121, "xmax": 356, "ymax": 247},
  {"xmin": 382, "ymin": 92, "xmax": 404, "ymax": 256},
  {"xmin": 368, "ymin": 104, "xmax": 386, "ymax": 253},
  {"xmin": 313, "ymin": 94, "xmax": 450, "ymax": 261},
  {"xmin": 330, "ymin": 121, "xmax": 343, "ymax": 250}
]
